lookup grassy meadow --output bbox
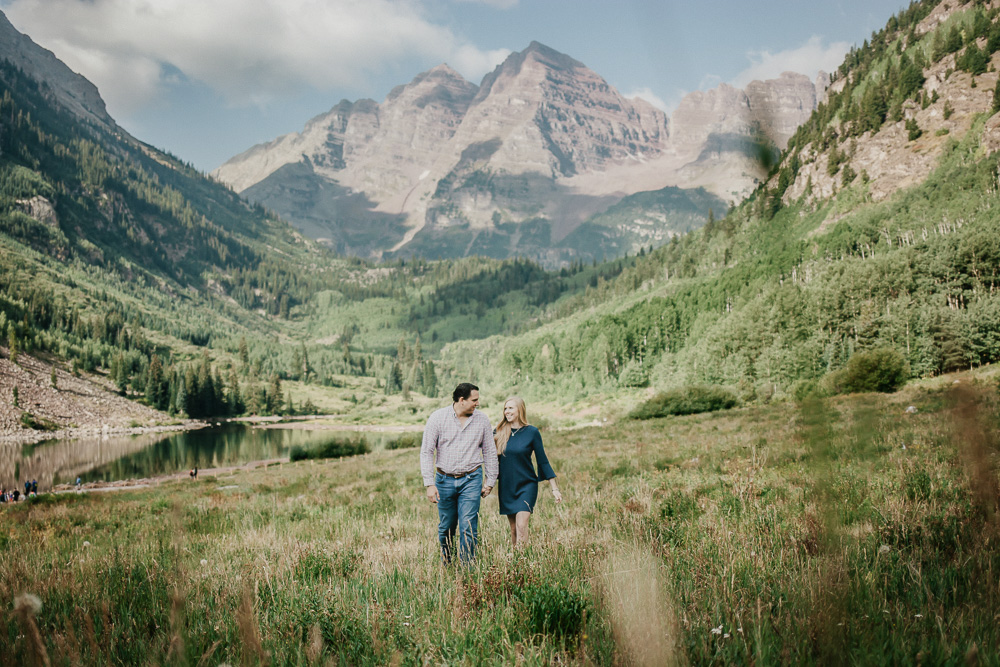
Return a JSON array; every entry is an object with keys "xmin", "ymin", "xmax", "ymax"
[{"xmin": 2, "ymin": 371, "xmax": 999, "ymax": 665}]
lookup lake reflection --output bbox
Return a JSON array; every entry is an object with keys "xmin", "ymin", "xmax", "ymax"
[{"xmin": 0, "ymin": 424, "xmax": 410, "ymax": 491}]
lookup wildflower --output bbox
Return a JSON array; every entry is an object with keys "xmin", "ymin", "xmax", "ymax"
[
  {"xmin": 711, "ymin": 625, "xmax": 723, "ymax": 635},
  {"xmin": 737, "ymin": 627, "xmax": 743, "ymax": 634},
  {"xmin": 14, "ymin": 593, "xmax": 42, "ymax": 615},
  {"xmin": 83, "ymin": 541, "xmax": 91, "ymax": 548},
  {"xmin": 915, "ymin": 614, "xmax": 923, "ymax": 618},
  {"xmin": 878, "ymin": 545, "xmax": 890, "ymax": 555},
  {"xmin": 200, "ymin": 559, "xmax": 208, "ymax": 566},
  {"xmin": 724, "ymin": 633, "xmax": 731, "ymax": 639},
  {"xmin": 403, "ymin": 622, "xmax": 411, "ymax": 627}
]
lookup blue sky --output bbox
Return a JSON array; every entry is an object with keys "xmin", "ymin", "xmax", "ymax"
[{"xmin": 1, "ymin": 0, "xmax": 909, "ymax": 172}]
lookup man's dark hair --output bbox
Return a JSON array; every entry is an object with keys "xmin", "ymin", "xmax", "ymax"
[{"xmin": 453, "ymin": 383, "xmax": 479, "ymax": 403}]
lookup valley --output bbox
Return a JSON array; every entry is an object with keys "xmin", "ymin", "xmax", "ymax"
[{"xmin": 1, "ymin": 0, "xmax": 1000, "ymax": 663}]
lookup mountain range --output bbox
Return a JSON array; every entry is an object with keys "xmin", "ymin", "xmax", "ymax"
[{"xmin": 213, "ymin": 42, "xmax": 827, "ymax": 264}]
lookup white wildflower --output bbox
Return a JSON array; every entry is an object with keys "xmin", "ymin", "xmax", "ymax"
[
  {"xmin": 14, "ymin": 593, "xmax": 42, "ymax": 615},
  {"xmin": 879, "ymin": 544, "xmax": 890, "ymax": 555},
  {"xmin": 711, "ymin": 625, "xmax": 723, "ymax": 635},
  {"xmin": 83, "ymin": 541, "xmax": 91, "ymax": 548},
  {"xmin": 200, "ymin": 559, "xmax": 208, "ymax": 566}
]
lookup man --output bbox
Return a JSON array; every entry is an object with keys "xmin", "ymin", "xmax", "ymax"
[{"xmin": 421, "ymin": 382, "xmax": 499, "ymax": 564}]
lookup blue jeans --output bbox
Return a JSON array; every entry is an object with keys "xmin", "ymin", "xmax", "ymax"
[{"xmin": 436, "ymin": 467, "xmax": 482, "ymax": 564}]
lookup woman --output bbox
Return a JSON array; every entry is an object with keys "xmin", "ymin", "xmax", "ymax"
[{"xmin": 495, "ymin": 396, "xmax": 562, "ymax": 547}]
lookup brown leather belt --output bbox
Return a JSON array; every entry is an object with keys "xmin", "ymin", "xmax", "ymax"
[{"xmin": 436, "ymin": 467, "xmax": 479, "ymax": 479}]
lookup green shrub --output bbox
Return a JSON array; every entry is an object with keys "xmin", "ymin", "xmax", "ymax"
[
  {"xmin": 629, "ymin": 385, "xmax": 738, "ymax": 419},
  {"xmin": 790, "ymin": 378, "xmax": 823, "ymax": 401},
  {"xmin": 826, "ymin": 347, "xmax": 909, "ymax": 395},
  {"xmin": 618, "ymin": 359, "xmax": 649, "ymax": 387},
  {"xmin": 20, "ymin": 412, "xmax": 57, "ymax": 431},
  {"xmin": 519, "ymin": 583, "xmax": 586, "ymax": 636},
  {"xmin": 289, "ymin": 437, "xmax": 369, "ymax": 462},
  {"xmin": 385, "ymin": 433, "xmax": 422, "ymax": 450}
]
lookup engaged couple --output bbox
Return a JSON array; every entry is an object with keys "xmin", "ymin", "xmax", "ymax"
[{"xmin": 420, "ymin": 383, "xmax": 562, "ymax": 564}]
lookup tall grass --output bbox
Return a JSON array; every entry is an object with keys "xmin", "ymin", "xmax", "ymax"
[{"xmin": 1, "ymin": 371, "xmax": 998, "ymax": 663}]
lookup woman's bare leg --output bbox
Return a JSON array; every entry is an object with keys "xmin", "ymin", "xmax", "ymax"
[
  {"xmin": 507, "ymin": 514, "xmax": 518, "ymax": 546},
  {"xmin": 514, "ymin": 511, "xmax": 531, "ymax": 547}
]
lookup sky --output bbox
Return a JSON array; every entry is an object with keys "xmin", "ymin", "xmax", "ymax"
[{"xmin": 0, "ymin": 0, "xmax": 911, "ymax": 172}]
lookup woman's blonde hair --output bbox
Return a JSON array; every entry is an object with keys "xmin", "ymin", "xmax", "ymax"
[{"xmin": 495, "ymin": 396, "xmax": 529, "ymax": 456}]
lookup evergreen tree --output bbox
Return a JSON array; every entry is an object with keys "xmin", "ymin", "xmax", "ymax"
[
  {"xmin": 238, "ymin": 336, "xmax": 249, "ymax": 372},
  {"xmin": 266, "ymin": 374, "xmax": 282, "ymax": 414},
  {"xmin": 228, "ymin": 367, "xmax": 244, "ymax": 415},
  {"xmin": 145, "ymin": 355, "xmax": 164, "ymax": 408},
  {"xmin": 174, "ymin": 373, "xmax": 188, "ymax": 416},
  {"xmin": 422, "ymin": 360, "xmax": 438, "ymax": 398},
  {"xmin": 7, "ymin": 328, "xmax": 18, "ymax": 363}
]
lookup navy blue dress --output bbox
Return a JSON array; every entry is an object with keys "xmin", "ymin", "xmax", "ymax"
[{"xmin": 497, "ymin": 426, "xmax": 556, "ymax": 515}]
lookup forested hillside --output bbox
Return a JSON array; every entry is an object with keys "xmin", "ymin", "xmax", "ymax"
[{"xmin": 434, "ymin": 0, "xmax": 1000, "ymax": 407}]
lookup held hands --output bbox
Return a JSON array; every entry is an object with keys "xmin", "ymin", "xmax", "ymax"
[
  {"xmin": 481, "ymin": 485, "xmax": 493, "ymax": 498},
  {"xmin": 426, "ymin": 485, "xmax": 439, "ymax": 504}
]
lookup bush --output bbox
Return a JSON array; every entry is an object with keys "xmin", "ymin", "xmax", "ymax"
[
  {"xmin": 385, "ymin": 433, "xmax": 421, "ymax": 450},
  {"xmin": 826, "ymin": 347, "xmax": 909, "ymax": 395},
  {"xmin": 289, "ymin": 437, "xmax": 369, "ymax": 462},
  {"xmin": 629, "ymin": 385, "xmax": 738, "ymax": 419},
  {"xmin": 790, "ymin": 378, "xmax": 823, "ymax": 401},
  {"xmin": 519, "ymin": 583, "xmax": 586, "ymax": 636},
  {"xmin": 618, "ymin": 359, "xmax": 649, "ymax": 387},
  {"xmin": 20, "ymin": 412, "xmax": 58, "ymax": 431}
]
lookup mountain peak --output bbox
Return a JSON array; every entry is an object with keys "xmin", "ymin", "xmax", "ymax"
[{"xmin": 384, "ymin": 63, "xmax": 478, "ymax": 110}]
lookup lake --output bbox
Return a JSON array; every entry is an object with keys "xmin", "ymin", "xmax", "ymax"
[{"xmin": 0, "ymin": 423, "xmax": 422, "ymax": 492}]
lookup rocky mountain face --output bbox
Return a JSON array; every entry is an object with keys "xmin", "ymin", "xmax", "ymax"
[
  {"xmin": 0, "ymin": 11, "xmax": 115, "ymax": 131},
  {"xmin": 214, "ymin": 42, "xmax": 827, "ymax": 264},
  {"xmin": 775, "ymin": 0, "xmax": 1000, "ymax": 209}
]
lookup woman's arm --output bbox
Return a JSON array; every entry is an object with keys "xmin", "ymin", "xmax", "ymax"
[
  {"xmin": 533, "ymin": 428, "xmax": 560, "ymax": 502},
  {"xmin": 548, "ymin": 477, "xmax": 562, "ymax": 503}
]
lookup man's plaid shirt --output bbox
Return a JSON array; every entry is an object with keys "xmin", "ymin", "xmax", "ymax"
[{"xmin": 420, "ymin": 405, "xmax": 499, "ymax": 487}]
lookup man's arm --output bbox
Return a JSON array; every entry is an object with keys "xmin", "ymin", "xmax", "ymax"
[
  {"xmin": 480, "ymin": 416, "xmax": 499, "ymax": 491},
  {"xmin": 420, "ymin": 413, "xmax": 439, "ymax": 488}
]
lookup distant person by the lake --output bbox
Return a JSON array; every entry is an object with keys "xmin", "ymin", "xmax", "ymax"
[
  {"xmin": 495, "ymin": 396, "xmax": 561, "ymax": 548},
  {"xmin": 420, "ymin": 382, "xmax": 498, "ymax": 565},
  {"xmin": 31, "ymin": 479, "xmax": 37, "ymax": 494},
  {"xmin": 12, "ymin": 489, "xmax": 19, "ymax": 502},
  {"xmin": 190, "ymin": 467, "xmax": 198, "ymax": 480}
]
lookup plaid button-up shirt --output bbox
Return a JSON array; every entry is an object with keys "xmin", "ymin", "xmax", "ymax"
[{"xmin": 420, "ymin": 405, "xmax": 498, "ymax": 487}]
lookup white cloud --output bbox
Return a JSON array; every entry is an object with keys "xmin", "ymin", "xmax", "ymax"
[
  {"xmin": 451, "ymin": 44, "xmax": 513, "ymax": 81},
  {"xmin": 625, "ymin": 87, "xmax": 668, "ymax": 113},
  {"xmin": 731, "ymin": 36, "xmax": 850, "ymax": 88},
  {"xmin": 1, "ymin": 0, "xmax": 508, "ymax": 114}
]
